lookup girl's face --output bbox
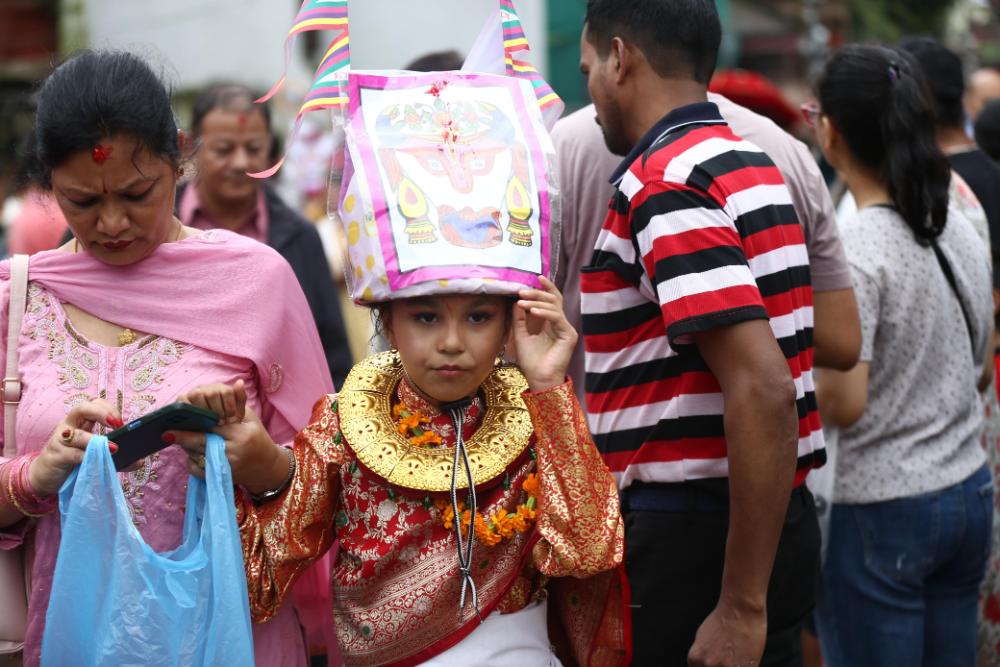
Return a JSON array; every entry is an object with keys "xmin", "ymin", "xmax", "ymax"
[
  {"xmin": 50, "ymin": 134, "xmax": 180, "ymax": 266},
  {"xmin": 384, "ymin": 294, "xmax": 509, "ymax": 405}
]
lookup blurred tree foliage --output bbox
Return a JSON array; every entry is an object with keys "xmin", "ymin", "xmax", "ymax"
[{"xmin": 848, "ymin": 0, "xmax": 958, "ymax": 41}]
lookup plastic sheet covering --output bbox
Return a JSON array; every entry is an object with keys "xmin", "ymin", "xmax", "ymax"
[{"xmin": 40, "ymin": 435, "xmax": 254, "ymax": 666}]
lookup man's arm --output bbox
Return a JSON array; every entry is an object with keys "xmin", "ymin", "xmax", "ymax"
[
  {"xmin": 687, "ymin": 319, "xmax": 799, "ymax": 667},
  {"xmin": 815, "ymin": 362, "xmax": 869, "ymax": 429},
  {"xmin": 812, "ymin": 287, "xmax": 861, "ymax": 370}
]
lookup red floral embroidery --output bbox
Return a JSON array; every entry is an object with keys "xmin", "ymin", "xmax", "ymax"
[{"xmin": 985, "ymin": 594, "xmax": 1000, "ymax": 623}]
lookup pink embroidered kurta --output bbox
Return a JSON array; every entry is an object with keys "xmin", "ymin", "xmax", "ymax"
[{"xmin": 3, "ymin": 284, "xmax": 305, "ymax": 667}]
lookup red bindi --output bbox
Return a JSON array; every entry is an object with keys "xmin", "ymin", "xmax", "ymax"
[
  {"xmin": 237, "ymin": 114, "xmax": 248, "ymax": 131},
  {"xmin": 91, "ymin": 145, "xmax": 113, "ymax": 165}
]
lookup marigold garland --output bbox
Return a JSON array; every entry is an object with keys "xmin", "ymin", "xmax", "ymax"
[
  {"xmin": 394, "ymin": 401, "xmax": 539, "ymax": 546},
  {"xmin": 392, "ymin": 403, "xmax": 444, "ymax": 449},
  {"xmin": 434, "ymin": 473, "xmax": 539, "ymax": 548}
]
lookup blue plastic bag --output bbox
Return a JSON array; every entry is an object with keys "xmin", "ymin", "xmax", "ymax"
[{"xmin": 41, "ymin": 434, "xmax": 255, "ymax": 666}]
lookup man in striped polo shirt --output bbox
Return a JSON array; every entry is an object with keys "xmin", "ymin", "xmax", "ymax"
[{"xmin": 579, "ymin": 2, "xmax": 825, "ymax": 666}]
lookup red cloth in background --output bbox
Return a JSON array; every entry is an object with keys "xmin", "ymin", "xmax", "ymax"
[
  {"xmin": 9, "ymin": 190, "xmax": 67, "ymax": 255},
  {"xmin": 709, "ymin": 69, "xmax": 801, "ymax": 131}
]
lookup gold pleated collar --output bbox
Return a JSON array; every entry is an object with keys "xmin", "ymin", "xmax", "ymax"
[{"xmin": 337, "ymin": 351, "xmax": 534, "ymax": 492}]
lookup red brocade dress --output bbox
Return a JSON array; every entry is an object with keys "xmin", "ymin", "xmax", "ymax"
[{"xmin": 237, "ymin": 352, "xmax": 627, "ymax": 666}]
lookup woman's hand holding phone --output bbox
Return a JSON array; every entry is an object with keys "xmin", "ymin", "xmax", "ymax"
[
  {"xmin": 177, "ymin": 380, "xmax": 247, "ymax": 425},
  {"xmin": 168, "ymin": 382, "xmax": 291, "ymax": 496}
]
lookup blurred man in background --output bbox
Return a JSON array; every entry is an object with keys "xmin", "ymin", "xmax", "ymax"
[
  {"xmin": 901, "ymin": 37, "xmax": 1000, "ymax": 258},
  {"xmin": 966, "ymin": 65, "xmax": 1000, "ymax": 125},
  {"xmin": 177, "ymin": 83, "xmax": 352, "ymax": 387}
]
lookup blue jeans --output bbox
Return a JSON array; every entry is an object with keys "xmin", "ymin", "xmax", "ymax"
[{"xmin": 815, "ymin": 465, "xmax": 994, "ymax": 667}]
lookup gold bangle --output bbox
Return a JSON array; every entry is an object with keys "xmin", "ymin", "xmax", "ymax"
[
  {"xmin": 6, "ymin": 467, "xmax": 48, "ymax": 518},
  {"xmin": 5, "ymin": 458, "xmax": 55, "ymax": 518}
]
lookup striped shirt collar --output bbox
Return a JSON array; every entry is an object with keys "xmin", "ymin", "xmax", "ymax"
[{"xmin": 609, "ymin": 101, "xmax": 727, "ymax": 186}]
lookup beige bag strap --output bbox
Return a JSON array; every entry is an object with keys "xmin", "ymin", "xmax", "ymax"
[{"xmin": 4, "ymin": 255, "xmax": 28, "ymax": 459}]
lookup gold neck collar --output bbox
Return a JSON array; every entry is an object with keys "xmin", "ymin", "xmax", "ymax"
[{"xmin": 337, "ymin": 351, "xmax": 533, "ymax": 492}]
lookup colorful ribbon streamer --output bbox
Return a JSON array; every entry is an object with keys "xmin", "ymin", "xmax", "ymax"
[
  {"xmin": 506, "ymin": 57, "xmax": 560, "ymax": 110},
  {"xmin": 251, "ymin": 0, "xmax": 351, "ymax": 178},
  {"xmin": 258, "ymin": 0, "xmax": 350, "ymax": 105},
  {"xmin": 500, "ymin": 0, "xmax": 529, "ymax": 54},
  {"xmin": 500, "ymin": 1, "xmax": 560, "ymax": 112},
  {"xmin": 253, "ymin": 0, "xmax": 560, "ymax": 178}
]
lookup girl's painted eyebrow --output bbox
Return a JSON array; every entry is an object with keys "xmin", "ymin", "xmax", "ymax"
[{"xmin": 400, "ymin": 297, "xmax": 439, "ymax": 310}]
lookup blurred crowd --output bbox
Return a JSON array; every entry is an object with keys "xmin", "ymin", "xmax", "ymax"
[{"xmin": 5, "ymin": 1, "xmax": 1000, "ymax": 666}]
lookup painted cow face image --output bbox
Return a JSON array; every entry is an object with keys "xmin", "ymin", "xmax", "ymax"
[{"xmin": 375, "ymin": 98, "xmax": 535, "ymax": 249}]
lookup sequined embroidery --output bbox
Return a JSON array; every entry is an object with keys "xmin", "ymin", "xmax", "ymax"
[
  {"xmin": 23, "ymin": 285, "xmax": 187, "ymax": 525},
  {"xmin": 126, "ymin": 339, "xmax": 184, "ymax": 392},
  {"xmin": 26, "ymin": 287, "xmax": 99, "ymax": 392}
]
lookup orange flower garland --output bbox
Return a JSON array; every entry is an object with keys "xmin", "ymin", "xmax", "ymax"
[
  {"xmin": 393, "ymin": 401, "xmax": 539, "ymax": 547},
  {"xmin": 434, "ymin": 473, "xmax": 539, "ymax": 548},
  {"xmin": 393, "ymin": 403, "xmax": 444, "ymax": 449}
]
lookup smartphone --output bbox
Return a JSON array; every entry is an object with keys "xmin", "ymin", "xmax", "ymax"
[{"xmin": 108, "ymin": 402, "xmax": 219, "ymax": 471}]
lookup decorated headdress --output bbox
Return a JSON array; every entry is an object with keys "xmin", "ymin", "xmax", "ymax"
[{"xmin": 257, "ymin": 0, "xmax": 563, "ymax": 304}]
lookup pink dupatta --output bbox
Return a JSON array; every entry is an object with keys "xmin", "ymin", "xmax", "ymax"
[{"xmin": 0, "ymin": 229, "xmax": 338, "ymax": 660}]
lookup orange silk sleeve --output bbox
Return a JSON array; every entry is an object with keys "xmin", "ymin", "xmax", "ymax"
[
  {"xmin": 523, "ymin": 380, "xmax": 625, "ymax": 578},
  {"xmin": 237, "ymin": 394, "xmax": 346, "ymax": 623}
]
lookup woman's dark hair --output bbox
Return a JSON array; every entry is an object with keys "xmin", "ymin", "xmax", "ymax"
[
  {"xmin": 28, "ymin": 50, "xmax": 179, "ymax": 188},
  {"xmin": 818, "ymin": 45, "xmax": 951, "ymax": 241}
]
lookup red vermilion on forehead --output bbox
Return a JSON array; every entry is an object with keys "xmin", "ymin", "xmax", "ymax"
[
  {"xmin": 91, "ymin": 145, "xmax": 113, "ymax": 165},
  {"xmin": 237, "ymin": 114, "xmax": 248, "ymax": 131}
]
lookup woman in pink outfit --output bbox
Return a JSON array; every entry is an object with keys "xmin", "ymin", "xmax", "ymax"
[{"xmin": 0, "ymin": 51, "xmax": 333, "ymax": 666}]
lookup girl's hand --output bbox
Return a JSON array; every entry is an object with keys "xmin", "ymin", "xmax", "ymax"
[
  {"xmin": 177, "ymin": 380, "xmax": 247, "ymax": 425},
  {"xmin": 29, "ymin": 399, "xmax": 122, "ymax": 496},
  {"xmin": 512, "ymin": 276, "xmax": 578, "ymax": 392},
  {"xmin": 167, "ymin": 406, "xmax": 289, "ymax": 496}
]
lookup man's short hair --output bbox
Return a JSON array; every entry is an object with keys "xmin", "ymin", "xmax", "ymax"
[
  {"xmin": 190, "ymin": 83, "xmax": 271, "ymax": 137},
  {"xmin": 975, "ymin": 98, "xmax": 1000, "ymax": 162},
  {"xmin": 584, "ymin": 0, "xmax": 721, "ymax": 85},
  {"xmin": 898, "ymin": 36, "xmax": 966, "ymax": 128}
]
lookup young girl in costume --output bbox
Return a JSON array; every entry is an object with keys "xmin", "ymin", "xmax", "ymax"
[
  {"xmin": 168, "ymin": 3, "xmax": 625, "ymax": 662},
  {"xmin": 175, "ymin": 272, "xmax": 626, "ymax": 665}
]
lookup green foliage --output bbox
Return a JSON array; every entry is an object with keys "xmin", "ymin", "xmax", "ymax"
[{"xmin": 848, "ymin": 0, "xmax": 958, "ymax": 41}]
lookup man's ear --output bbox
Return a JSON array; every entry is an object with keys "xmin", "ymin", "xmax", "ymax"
[
  {"xmin": 819, "ymin": 116, "xmax": 838, "ymax": 156},
  {"xmin": 611, "ymin": 37, "xmax": 630, "ymax": 85}
]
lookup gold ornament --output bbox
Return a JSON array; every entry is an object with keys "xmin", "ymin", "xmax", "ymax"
[
  {"xmin": 337, "ymin": 351, "xmax": 533, "ymax": 492},
  {"xmin": 118, "ymin": 328, "xmax": 138, "ymax": 346}
]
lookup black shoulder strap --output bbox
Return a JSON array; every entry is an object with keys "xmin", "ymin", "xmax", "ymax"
[{"xmin": 930, "ymin": 238, "xmax": 977, "ymax": 361}]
